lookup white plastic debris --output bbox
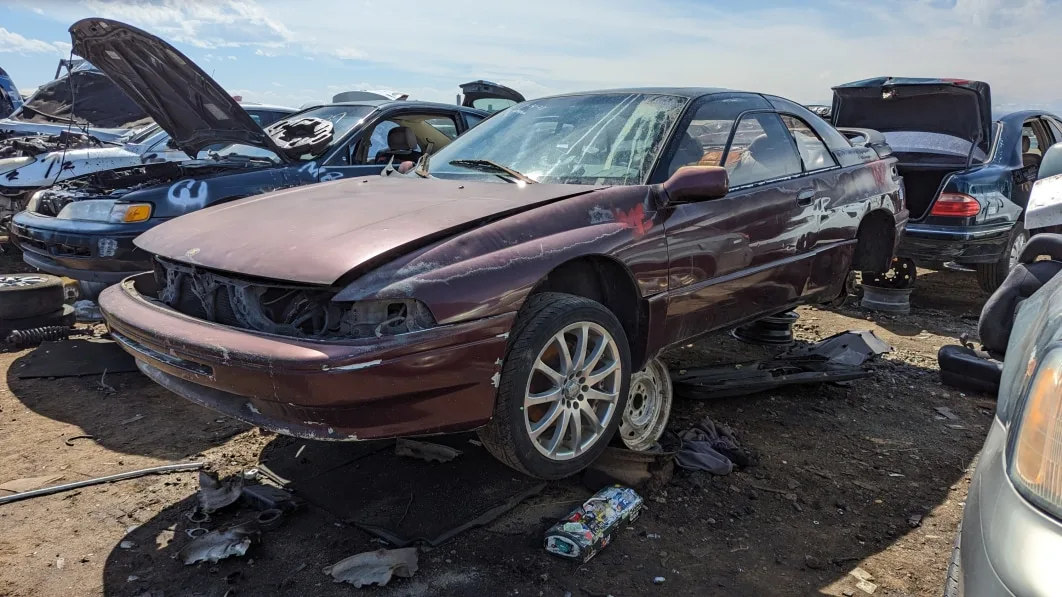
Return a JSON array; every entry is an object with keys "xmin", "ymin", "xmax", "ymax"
[
  {"xmin": 323, "ymin": 548, "xmax": 419, "ymax": 588},
  {"xmin": 73, "ymin": 300, "xmax": 103, "ymax": 323},
  {"xmin": 178, "ymin": 527, "xmax": 255, "ymax": 565}
]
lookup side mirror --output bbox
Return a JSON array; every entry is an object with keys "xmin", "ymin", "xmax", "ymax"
[{"xmin": 661, "ymin": 166, "xmax": 729, "ymax": 205}]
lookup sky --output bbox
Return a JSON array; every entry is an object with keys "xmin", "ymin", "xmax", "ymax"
[{"xmin": 0, "ymin": 0, "xmax": 1059, "ymax": 113}]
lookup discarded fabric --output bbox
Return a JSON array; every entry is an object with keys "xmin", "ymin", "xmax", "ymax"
[
  {"xmin": 323, "ymin": 547, "xmax": 419, "ymax": 588},
  {"xmin": 675, "ymin": 417, "xmax": 749, "ymax": 475}
]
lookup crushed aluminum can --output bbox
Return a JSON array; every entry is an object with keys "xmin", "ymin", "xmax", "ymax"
[{"xmin": 544, "ymin": 485, "xmax": 644, "ymax": 562}]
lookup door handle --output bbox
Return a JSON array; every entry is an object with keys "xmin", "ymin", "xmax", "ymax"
[{"xmin": 796, "ymin": 189, "xmax": 816, "ymax": 206}]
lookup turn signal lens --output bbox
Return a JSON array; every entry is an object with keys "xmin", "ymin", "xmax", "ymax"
[
  {"xmin": 120, "ymin": 204, "xmax": 152, "ymax": 223},
  {"xmin": 930, "ymin": 193, "xmax": 981, "ymax": 217},
  {"xmin": 1012, "ymin": 349, "xmax": 1062, "ymax": 512}
]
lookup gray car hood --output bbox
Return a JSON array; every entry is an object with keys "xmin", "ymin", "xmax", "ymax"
[
  {"xmin": 69, "ymin": 18, "xmax": 284, "ymax": 159},
  {"xmin": 135, "ymin": 175, "xmax": 600, "ymax": 285}
]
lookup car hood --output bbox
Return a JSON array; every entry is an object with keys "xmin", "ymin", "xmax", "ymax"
[
  {"xmin": 135, "ymin": 176, "xmax": 601, "ymax": 285},
  {"xmin": 832, "ymin": 77, "xmax": 992, "ymax": 155},
  {"xmin": 68, "ymin": 18, "xmax": 283, "ymax": 160}
]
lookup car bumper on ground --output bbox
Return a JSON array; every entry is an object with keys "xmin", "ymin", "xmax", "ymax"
[
  {"xmin": 897, "ymin": 222, "xmax": 1014, "ymax": 265},
  {"xmin": 100, "ymin": 272, "xmax": 514, "ymax": 441},
  {"xmin": 957, "ymin": 416, "xmax": 1062, "ymax": 596},
  {"xmin": 8, "ymin": 211, "xmax": 154, "ymax": 282}
]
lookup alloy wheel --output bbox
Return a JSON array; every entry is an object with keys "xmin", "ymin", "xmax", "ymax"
[{"xmin": 523, "ymin": 322, "xmax": 622, "ymax": 461}]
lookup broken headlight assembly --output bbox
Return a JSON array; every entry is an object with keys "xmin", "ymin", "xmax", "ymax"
[
  {"xmin": 154, "ymin": 259, "xmax": 436, "ymax": 340},
  {"xmin": 1008, "ymin": 346, "xmax": 1062, "ymax": 518},
  {"xmin": 56, "ymin": 199, "xmax": 152, "ymax": 223}
]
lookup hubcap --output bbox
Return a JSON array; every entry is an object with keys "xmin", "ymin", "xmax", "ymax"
[
  {"xmin": 523, "ymin": 322, "xmax": 622, "ymax": 461},
  {"xmin": 0, "ymin": 275, "xmax": 46, "ymax": 288},
  {"xmin": 619, "ymin": 357, "xmax": 673, "ymax": 451}
]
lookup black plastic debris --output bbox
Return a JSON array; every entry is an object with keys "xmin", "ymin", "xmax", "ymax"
[{"xmin": 672, "ymin": 330, "xmax": 892, "ymax": 399}]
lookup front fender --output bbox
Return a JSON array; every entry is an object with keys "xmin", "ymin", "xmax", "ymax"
[{"xmin": 335, "ymin": 185, "xmax": 669, "ymax": 325}]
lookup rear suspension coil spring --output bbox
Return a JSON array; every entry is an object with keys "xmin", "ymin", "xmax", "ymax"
[{"xmin": 4, "ymin": 326, "xmax": 71, "ymax": 348}]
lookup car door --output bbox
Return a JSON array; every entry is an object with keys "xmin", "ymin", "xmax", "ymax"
[
  {"xmin": 320, "ymin": 108, "xmax": 464, "ymax": 180},
  {"xmin": 655, "ymin": 95, "xmax": 817, "ymax": 343}
]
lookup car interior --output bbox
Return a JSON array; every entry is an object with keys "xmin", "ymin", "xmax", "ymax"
[
  {"xmin": 361, "ymin": 114, "xmax": 458, "ymax": 165},
  {"xmin": 1022, "ymin": 119, "xmax": 1053, "ymax": 172}
]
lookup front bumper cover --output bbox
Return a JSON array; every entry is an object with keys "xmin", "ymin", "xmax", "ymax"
[{"xmin": 101, "ymin": 273, "xmax": 514, "ymax": 440}]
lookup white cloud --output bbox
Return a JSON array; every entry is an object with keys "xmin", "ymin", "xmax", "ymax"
[
  {"xmin": 14, "ymin": 0, "xmax": 1062, "ymax": 108},
  {"xmin": 0, "ymin": 27, "xmax": 67, "ymax": 55}
]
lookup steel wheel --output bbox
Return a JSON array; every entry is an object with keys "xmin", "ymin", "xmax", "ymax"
[
  {"xmin": 619, "ymin": 357, "xmax": 672, "ymax": 451},
  {"xmin": 523, "ymin": 321, "xmax": 622, "ymax": 461}
]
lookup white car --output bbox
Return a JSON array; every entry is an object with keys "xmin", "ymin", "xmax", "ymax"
[{"xmin": 0, "ymin": 103, "xmax": 294, "ymax": 221}]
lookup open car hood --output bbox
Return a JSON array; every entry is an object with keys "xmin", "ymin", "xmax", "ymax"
[
  {"xmin": 135, "ymin": 176, "xmax": 600, "ymax": 285},
  {"xmin": 68, "ymin": 18, "xmax": 284, "ymax": 159},
  {"xmin": 831, "ymin": 77, "xmax": 992, "ymax": 155}
]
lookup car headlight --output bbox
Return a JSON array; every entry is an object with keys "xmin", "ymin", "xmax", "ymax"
[
  {"xmin": 1010, "ymin": 347, "xmax": 1062, "ymax": 516},
  {"xmin": 0, "ymin": 155, "xmax": 35, "ymax": 175},
  {"xmin": 56, "ymin": 200, "xmax": 152, "ymax": 223}
]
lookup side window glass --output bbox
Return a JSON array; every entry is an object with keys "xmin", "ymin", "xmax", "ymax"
[
  {"xmin": 425, "ymin": 116, "xmax": 458, "ymax": 140},
  {"xmin": 780, "ymin": 115, "xmax": 838, "ymax": 171},
  {"xmin": 465, "ymin": 113, "xmax": 485, "ymax": 129},
  {"xmin": 364, "ymin": 120, "xmax": 401, "ymax": 163},
  {"xmin": 722, "ymin": 113, "xmax": 802, "ymax": 187},
  {"xmin": 1047, "ymin": 119, "xmax": 1062, "ymax": 145},
  {"xmin": 660, "ymin": 95, "xmax": 771, "ymax": 180}
]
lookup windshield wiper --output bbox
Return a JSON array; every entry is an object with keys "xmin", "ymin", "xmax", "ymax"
[{"xmin": 448, "ymin": 159, "xmax": 536, "ymax": 184}]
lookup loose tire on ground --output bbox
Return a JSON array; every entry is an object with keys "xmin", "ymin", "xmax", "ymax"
[
  {"xmin": 0, "ymin": 274, "xmax": 65, "ymax": 320},
  {"xmin": 478, "ymin": 292, "xmax": 631, "ymax": 480},
  {"xmin": 943, "ymin": 523, "xmax": 962, "ymax": 596},
  {"xmin": 976, "ymin": 222, "xmax": 1028, "ymax": 294}
]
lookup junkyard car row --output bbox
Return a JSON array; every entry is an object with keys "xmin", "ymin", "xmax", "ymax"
[{"xmin": 2, "ymin": 16, "xmax": 1061, "ymax": 596}]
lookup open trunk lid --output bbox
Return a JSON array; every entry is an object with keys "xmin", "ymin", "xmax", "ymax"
[
  {"xmin": 832, "ymin": 77, "xmax": 993, "ymax": 156},
  {"xmin": 459, "ymin": 81, "xmax": 525, "ymax": 113},
  {"xmin": 68, "ymin": 18, "xmax": 284, "ymax": 159}
]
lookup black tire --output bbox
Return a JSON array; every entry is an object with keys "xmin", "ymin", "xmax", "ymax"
[
  {"xmin": 478, "ymin": 292, "xmax": 631, "ymax": 480},
  {"xmin": 977, "ymin": 222, "xmax": 1028, "ymax": 294},
  {"xmin": 943, "ymin": 522, "xmax": 962, "ymax": 597},
  {"xmin": 0, "ymin": 273, "xmax": 65, "ymax": 320},
  {"xmin": 0, "ymin": 304, "xmax": 75, "ymax": 335}
]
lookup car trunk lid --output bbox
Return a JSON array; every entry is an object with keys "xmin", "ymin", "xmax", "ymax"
[
  {"xmin": 135, "ymin": 175, "xmax": 600, "ymax": 286},
  {"xmin": 459, "ymin": 81, "xmax": 525, "ymax": 113}
]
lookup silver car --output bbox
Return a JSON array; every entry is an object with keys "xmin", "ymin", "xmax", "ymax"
[{"xmin": 947, "ymin": 233, "xmax": 1062, "ymax": 595}]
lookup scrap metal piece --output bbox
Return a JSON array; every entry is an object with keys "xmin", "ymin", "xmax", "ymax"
[
  {"xmin": 197, "ymin": 471, "xmax": 243, "ymax": 514},
  {"xmin": 178, "ymin": 525, "xmax": 257, "ymax": 565},
  {"xmin": 323, "ymin": 547, "xmax": 419, "ymax": 588},
  {"xmin": 394, "ymin": 438, "xmax": 462, "ymax": 463},
  {"xmin": 0, "ymin": 462, "xmax": 203, "ymax": 506},
  {"xmin": 241, "ymin": 483, "xmax": 301, "ymax": 513},
  {"xmin": 672, "ymin": 331, "xmax": 893, "ymax": 399}
]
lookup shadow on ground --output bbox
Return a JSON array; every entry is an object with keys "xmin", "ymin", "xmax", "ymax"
[
  {"xmin": 4, "ymin": 349, "xmax": 249, "ymax": 460},
  {"xmin": 95, "ymin": 328, "xmax": 988, "ymax": 596}
]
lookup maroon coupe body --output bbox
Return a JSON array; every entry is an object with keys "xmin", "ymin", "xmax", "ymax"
[{"xmin": 100, "ymin": 84, "xmax": 907, "ymax": 478}]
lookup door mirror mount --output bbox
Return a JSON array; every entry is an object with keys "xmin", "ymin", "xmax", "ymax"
[{"xmin": 661, "ymin": 166, "xmax": 729, "ymax": 205}]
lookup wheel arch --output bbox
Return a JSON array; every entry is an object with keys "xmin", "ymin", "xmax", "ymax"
[
  {"xmin": 852, "ymin": 209, "xmax": 897, "ymax": 273},
  {"xmin": 526, "ymin": 254, "xmax": 648, "ymax": 370}
]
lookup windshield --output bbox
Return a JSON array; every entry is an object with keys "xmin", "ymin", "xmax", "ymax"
[
  {"xmin": 429, "ymin": 93, "xmax": 688, "ymax": 185},
  {"xmin": 203, "ymin": 104, "xmax": 374, "ymax": 162}
]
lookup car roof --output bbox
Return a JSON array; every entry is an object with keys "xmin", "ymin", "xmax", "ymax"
[
  {"xmin": 237, "ymin": 102, "xmax": 297, "ymax": 112},
  {"xmin": 325, "ymin": 99, "xmax": 484, "ymax": 113},
  {"xmin": 996, "ymin": 109, "xmax": 1062, "ymax": 124},
  {"xmin": 545, "ymin": 87, "xmax": 736, "ymax": 101}
]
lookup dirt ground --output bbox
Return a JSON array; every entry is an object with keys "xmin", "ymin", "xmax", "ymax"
[{"xmin": 0, "ymin": 252, "xmax": 991, "ymax": 597}]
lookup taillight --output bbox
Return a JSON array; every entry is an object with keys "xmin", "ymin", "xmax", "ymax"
[{"xmin": 930, "ymin": 193, "xmax": 981, "ymax": 217}]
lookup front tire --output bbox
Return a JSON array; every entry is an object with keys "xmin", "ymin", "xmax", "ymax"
[
  {"xmin": 478, "ymin": 293, "xmax": 630, "ymax": 480},
  {"xmin": 976, "ymin": 222, "xmax": 1028, "ymax": 294}
]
